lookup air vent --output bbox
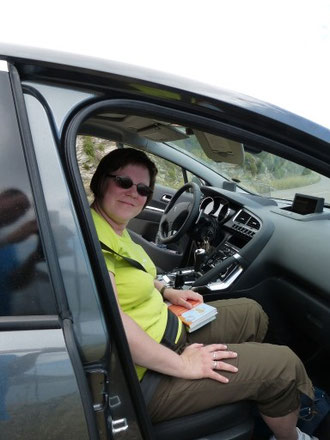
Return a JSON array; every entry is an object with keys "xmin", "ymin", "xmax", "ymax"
[
  {"xmin": 247, "ymin": 217, "xmax": 261, "ymax": 230},
  {"xmin": 232, "ymin": 210, "xmax": 261, "ymax": 238},
  {"xmin": 235, "ymin": 211, "xmax": 251, "ymax": 224}
]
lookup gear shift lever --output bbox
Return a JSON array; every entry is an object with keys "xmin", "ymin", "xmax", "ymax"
[{"xmin": 194, "ymin": 248, "xmax": 206, "ymax": 273}]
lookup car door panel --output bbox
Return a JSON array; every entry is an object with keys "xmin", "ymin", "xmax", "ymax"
[
  {"xmin": 0, "ymin": 64, "xmax": 104, "ymax": 439},
  {"xmin": 21, "ymin": 82, "xmax": 153, "ymax": 439},
  {"xmin": 0, "ymin": 328, "xmax": 90, "ymax": 439}
]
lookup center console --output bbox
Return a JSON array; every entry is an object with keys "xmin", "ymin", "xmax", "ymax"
[
  {"xmin": 157, "ymin": 240, "xmax": 244, "ymax": 292},
  {"xmin": 157, "ymin": 208, "xmax": 262, "ymax": 292}
]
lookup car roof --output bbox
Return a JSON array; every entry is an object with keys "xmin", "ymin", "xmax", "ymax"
[{"xmin": 1, "ymin": 42, "xmax": 330, "ymax": 144}]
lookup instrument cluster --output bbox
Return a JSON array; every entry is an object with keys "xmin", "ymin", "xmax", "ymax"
[{"xmin": 199, "ymin": 196, "xmax": 231, "ymax": 223}]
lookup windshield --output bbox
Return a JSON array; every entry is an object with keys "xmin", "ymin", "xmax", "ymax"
[{"xmin": 170, "ymin": 135, "xmax": 330, "ymax": 205}]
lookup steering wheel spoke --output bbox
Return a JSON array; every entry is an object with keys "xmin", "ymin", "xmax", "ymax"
[{"xmin": 157, "ymin": 182, "xmax": 201, "ymax": 244}]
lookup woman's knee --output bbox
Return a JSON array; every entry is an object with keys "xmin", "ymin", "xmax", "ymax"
[
  {"xmin": 245, "ymin": 299, "xmax": 269, "ymax": 341},
  {"xmin": 257, "ymin": 346, "xmax": 311, "ymax": 417},
  {"xmin": 279, "ymin": 346, "xmax": 310, "ymax": 380},
  {"xmin": 265, "ymin": 345, "xmax": 312, "ymax": 394}
]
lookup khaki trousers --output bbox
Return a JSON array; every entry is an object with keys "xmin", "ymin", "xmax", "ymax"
[{"xmin": 148, "ymin": 298, "xmax": 314, "ymax": 423}]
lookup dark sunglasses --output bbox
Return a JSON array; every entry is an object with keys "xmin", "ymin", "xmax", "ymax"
[{"xmin": 107, "ymin": 174, "xmax": 153, "ymax": 197}]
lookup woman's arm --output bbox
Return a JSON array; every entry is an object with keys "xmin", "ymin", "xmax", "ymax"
[
  {"xmin": 110, "ymin": 273, "xmax": 238, "ymax": 383},
  {"xmin": 154, "ymin": 279, "xmax": 203, "ymax": 309}
]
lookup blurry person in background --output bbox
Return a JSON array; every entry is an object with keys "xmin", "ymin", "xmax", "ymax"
[{"xmin": 0, "ymin": 189, "xmax": 39, "ymax": 315}]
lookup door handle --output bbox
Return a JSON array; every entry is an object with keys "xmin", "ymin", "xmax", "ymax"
[
  {"xmin": 161, "ymin": 194, "xmax": 172, "ymax": 203},
  {"xmin": 111, "ymin": 418, "xmax": 129, "ymax": 434}
]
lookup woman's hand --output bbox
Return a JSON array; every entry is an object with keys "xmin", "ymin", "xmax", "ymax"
[
  {"xmin": 179, "ymin": 343, "xmax": 238, "ymax": 383},
  {"xmin": 163, "ymin": 288, "xmax": 203, "ymax": 308}
]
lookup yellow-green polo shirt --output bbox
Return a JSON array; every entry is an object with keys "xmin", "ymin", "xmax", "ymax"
[{"xmin": 92, "ymin": 209, "xmax": 180, "ymax": 380}]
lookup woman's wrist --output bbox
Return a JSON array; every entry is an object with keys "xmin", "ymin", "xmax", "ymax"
[{"xmin": 160, "ymin": 285, "xmax": 168, "ymax": 297}]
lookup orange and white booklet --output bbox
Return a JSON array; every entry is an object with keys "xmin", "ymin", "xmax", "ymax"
[{"xmin": 168, "ymin": 300, "xmax": 218, "ymax": 333}]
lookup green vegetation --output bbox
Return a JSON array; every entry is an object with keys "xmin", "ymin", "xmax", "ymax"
[
  {"xmin": 233, "ymin": 152, "xmax": 320, "ymax": 194},
  {"xmin": 98, "ymin": 142, "xmax": 106, "ymax": 152},
  {"xmin": 270, "ymin": 173, "xmax": 320, "ymax": 190},
  {"xmin": 82, "ymin": 136, "xmax": 95, "ymax": 160},
  {"xmin": 170, "ymin": 137, "xmax": 321, "ymax": 195}
]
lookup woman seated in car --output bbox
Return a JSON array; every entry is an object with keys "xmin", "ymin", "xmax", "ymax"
[{"xmin": 90, "ymin": 147, "xmax": 315, "ymax": 440}]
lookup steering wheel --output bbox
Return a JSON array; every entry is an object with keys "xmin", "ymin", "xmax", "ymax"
[{"xmin": 157, "ymin": 182, "xmax": 201, "ymax": 244}]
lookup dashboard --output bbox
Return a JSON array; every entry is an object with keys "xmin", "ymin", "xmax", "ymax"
[
  {"xmin": 200, "ymin": 194, "xmax": 262, "ymax": 239},
  {"xmin": 159, "ymin": 185, "xmax": 330, "ymax": 305}
]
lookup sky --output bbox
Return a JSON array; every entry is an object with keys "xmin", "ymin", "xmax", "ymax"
[{"xmin": 1, "ymin": 0, "xmax": 329, "ymax": 129}]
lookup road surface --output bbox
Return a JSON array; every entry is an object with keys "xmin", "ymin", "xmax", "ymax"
[{"xmin": 271, "ymin": 175, "xmax": 330, "ymax": 204}]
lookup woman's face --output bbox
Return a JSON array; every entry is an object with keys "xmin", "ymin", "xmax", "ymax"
[{"xmin": 99, "ymin": 164, "xmax": 151, "ymax": 227}]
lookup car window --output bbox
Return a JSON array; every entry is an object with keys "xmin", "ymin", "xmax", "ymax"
[
  {"xmin": 77, "ymin": 135, "xmax": 198, "ymax": 195},
  {"xmin": 78, "ymin": 120, "xmax": 330, "ymax": 206},
  {"xmin": 0, "ymin": 73, "xmax": 57, "ymax": 316},
  {"xmin": 170, "ymin": 135, "xmax": 330, "ymax": 204},
  {"xmin": 143, "ymin": 151, "xmax": 185, "ymax": 189}
]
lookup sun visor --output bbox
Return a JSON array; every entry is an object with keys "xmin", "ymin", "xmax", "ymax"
[
  {"xmin": 193, "ymin": 130, "xmax": 245, "ymax": 164},
  {"xmin": 111, "ymin": 115, "xmax": 188, "ymax": 142},
  {"xmin": 138, "ymin": 124, "xmax": 188, "ymax": 142}
]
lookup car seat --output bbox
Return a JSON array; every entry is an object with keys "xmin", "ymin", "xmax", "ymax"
[{"xmin": 153, "ymin": 401, "xmax": 254, "ymax": 440}]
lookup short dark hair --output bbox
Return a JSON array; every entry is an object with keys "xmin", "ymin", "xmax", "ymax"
[
  {"xmin": 0, "ymin": 188, "xmax": 30, "ymax": 226},
  {"xmin": 90, "ymin": 147, "xmax": 158, "ymax": 205}
]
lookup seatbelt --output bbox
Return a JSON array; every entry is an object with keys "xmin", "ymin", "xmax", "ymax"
[
  {"xmin": 99, "ymin": 241, "xmax": 147, "ymax": 272},
  {"xmin": 140, "ymin": 311, "xmax": 180, "ymax": 405}
]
